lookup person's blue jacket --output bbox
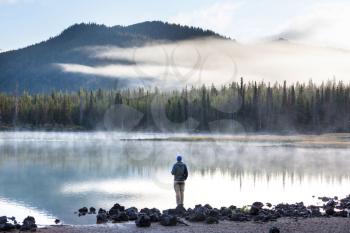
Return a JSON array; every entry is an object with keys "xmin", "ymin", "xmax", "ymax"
[{"xmin": 171, "ymin": 161, "xmax": 188, "ymax": 182}]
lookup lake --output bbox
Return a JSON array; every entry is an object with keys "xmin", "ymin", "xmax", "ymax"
[{"xmin": 0, "ymin": 132, "xmax": 350, "ymax": 225}]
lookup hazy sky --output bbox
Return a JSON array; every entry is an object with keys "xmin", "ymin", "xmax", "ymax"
[{"xmin": 1, "ymin": 0, "xmax": 350, "ymax": 51}]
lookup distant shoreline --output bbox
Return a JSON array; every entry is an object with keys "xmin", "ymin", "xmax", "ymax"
[
  {"xmin": 0, "ymin": 126, "xmax": 346, "ymax": 135},
  {"xmin": 1, "ymin": 130, "xmax": 349, "ymax": 148}
]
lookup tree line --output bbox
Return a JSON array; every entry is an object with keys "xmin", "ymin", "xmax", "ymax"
[{"xmin": 0, "ymin": 78, "xmax": 349, "ymax": 133}]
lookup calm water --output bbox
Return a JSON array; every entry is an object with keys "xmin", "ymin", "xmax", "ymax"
[{"xmin": 1, "ymin": 132, "xmax": 350, "ymax": 225}]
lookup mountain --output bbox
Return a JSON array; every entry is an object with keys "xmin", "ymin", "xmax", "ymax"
[{"xmin": 0, "ymin": 21, "xmax": 224, "ymax": 93}]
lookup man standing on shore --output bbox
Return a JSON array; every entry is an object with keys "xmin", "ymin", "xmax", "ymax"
[{"xmin": 171, "ymin": 155, "xmax": 188, "ymax": 208}]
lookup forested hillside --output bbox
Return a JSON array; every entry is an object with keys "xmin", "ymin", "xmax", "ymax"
[
  {"xmin": 0, "ymin": 79, "xmax": 349, "ymax": 133},
  {"xmin": 0, "ymin": 21, "xmax": 223, "ymax": 93}
]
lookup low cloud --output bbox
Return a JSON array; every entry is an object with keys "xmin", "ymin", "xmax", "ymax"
[
  {"xmin": 269, "ymin": 2, "xmax": 350, "ymax": 49},
  {"xmin": 57, "ymin": 38, "xmax": 350, "ymax": 88}
]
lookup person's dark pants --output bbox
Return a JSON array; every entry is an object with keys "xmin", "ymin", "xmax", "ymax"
[{"xmin": 174, "ymin": 181, "xmax": 185, "ymax": 206}]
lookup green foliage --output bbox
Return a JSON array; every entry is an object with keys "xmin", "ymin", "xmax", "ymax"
[{"xmin": 0, "ymin": 79, "xmax": 349, "ymax": 133}]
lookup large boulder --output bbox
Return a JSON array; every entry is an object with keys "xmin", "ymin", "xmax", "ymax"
[
  {"xmin": 249, "ymin": 205, "xmax": 260, "ymax": 215},
  {"xmin": 163, "ymin": 209, "xmax": 178, "ymax": 216},
  {"xmin": 308, "ymin": 205, "xmax": 322, "ymax": 217},
  {"xmin": 252, "ymin": 202, "xmax": 264, "ymax": 209},
  {"xmin": 160, "ymin": 214, "xmax": 177, "ymax": 226},
  {"xmin": 109, "ymin": 203, "xmax": 125, "ymax": 216},
  {"xmin": 96, "ymin": 212, "xmax": 108, "ymax": 224},
  {"xmin": 20, "ymin": 216, "xmax": 37, "ymax": 231},
  {"xmin": 187, "ymin": 205, "xmax": 207, "ymax": 222},
  {"xmin": 78, "ymin": 207, "xmax": 88, "ymax": 216},
  {"xmin": 135, "ymin": 214, "xmax": 151, "ymax": 227},
  {"xmin": 324, "ymin": 206, "xmax": 335, "ymax": 216},
  {"xmin": 175, "ymin": 205, "xmax": 187, "ymax": 215},
  {"xmin": 149, "ymin": 208, "xmax": 161, "ymax": 222},
  {"xmin": 110, "ymin": 211, "xmax": 129, "ymax": 222},
  {"xmin": 0, "ymin": 222, "xmax": 16, "ymax": 231},
  {"xmin": 125, "ymin": 207, "xmax": 138, "ymax": 221},
  {"xmin": 250, "ymin": 202, "xmax": 264, "ymax": 215},
  {"xmin": 89, "ymin": 207, "xmax": 96, "ymax": 214},
  {"xmin": 0, "ymin": 216, "xmax": 7, "ymax": 224},
  {"xmin": 334, "ymin": 210, "xmax": 348, "ymax": 217},
  {"xmin": 220, "ymin": 207, "xmax": 232, "ymax": 217}
]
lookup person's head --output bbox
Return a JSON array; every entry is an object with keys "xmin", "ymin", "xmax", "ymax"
[{"xmin": 176, "ymin": 155, "xmax": 182, "ymax": 162}]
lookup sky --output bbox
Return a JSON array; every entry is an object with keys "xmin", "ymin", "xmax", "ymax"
[{"xmin": 1, "ymin": 0, "xmax": 350, "ymax": 51}]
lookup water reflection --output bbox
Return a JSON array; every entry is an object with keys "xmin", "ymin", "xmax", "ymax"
[
  {"xmin": 0, "ymin": 132, "xmax": 350, "ymax": 224},
  {"xmin": 0, "ymin": 197, "xmax": 56, "ymax": 225}
]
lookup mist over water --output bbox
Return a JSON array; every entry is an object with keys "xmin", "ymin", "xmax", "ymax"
[{"xmin": 1, "ymin": 132, "xmax": 350, "ymax": 225}]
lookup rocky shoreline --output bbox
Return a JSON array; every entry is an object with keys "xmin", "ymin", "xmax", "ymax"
[
  {"xmin": 2, "ymin": 195, "xmax": 350, "ymax": 232},
  {"xmin": 75, "ymin": 195, "xmax": 350, "ymax": 227}
]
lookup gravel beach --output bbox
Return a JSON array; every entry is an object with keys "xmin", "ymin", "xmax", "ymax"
[{"xmin": 39, "ymin": 217, "xmax": 350, "ymax": 233}]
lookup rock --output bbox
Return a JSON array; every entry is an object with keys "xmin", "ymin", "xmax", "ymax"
[
  {"xmin": 135, "ymin": 214, "xmax": 151, "ymax": 227},
  {"xmin": 318, "ymin": 196, "xmax": 330, "ymax": 202},
  {"xmin": 125, "ymin": 207, "xmax": 138, "ymax": 221},
  {"xmin": 252, "ymin": 202, "xmax": 264, "ymax": 209},
  {"xmin": 126, "ymin": 207, "xmax": 138, "ymax": 212},
  {"xmin": 109, "ymin": 203, "xmax": 125, "ymax": 216},
  {"xmin": 324, "ymin": 206, "xmax": 335, "ymax": 216},
  {"xmin": 205, "ymin": 216, "xmax": 219, "ymax": 224},
  {"xmin": 54, "ymin": 219, "xmax": 60, "ymax": 224},
  {"xmin": 89, "ymin": 207, "xmax": 96, "ymax": 214},
  {"xmin": 250, "ymin": 202, "xmax": 264, "ymax": 215},
  {"xmin": 229, "ymin": 205, "xmax": 237, "ymax": 210},
  {"xmin": 208, "ymin": 209, "xmax": 220, "ymax": 218},
  {"xmin": 20, "ymin": 216, "xmax": 37, "ymax": 231},
  {"xmin": 149, "ymin": 213, "xmax": 160, "ymax": 222},
  {"xmin": 220, "ymin": 207, "xmax": 232, "ymax": 216},
  {"xmin": 249, "ymin": 205, "xmax": 260, "ymax": 215},
  {"xmin": 98, "ymin": 208, "xmax": 107, "ymax": 214},
  {"xmin": 139, "ymin": 208, "xmax": 160, "ymax": 222},
  {"xmin": 78, "ymin": 207, "xmax": 88, "ymax": 213},
  {"xmin": 160, "ymin": 214, "xmax": 177, "ymax": 226},
  {"xmin": 140, "ymin": 208, "xmax": 150, "ymax": 215},
  {"xmin": 0, "ymin": 216, "xmax": 7, "ymax": 224},
  {"xmin": 266, "ymin": 203, "xmax": 272, "ymax": 208},
  {"xmin": 175, "ymin": 205, "xmax": 186, "ymax": 215},
  {"xmin": 96, "ymin": 212, "xmax": 108, "ymax": 224},
  {"xmin": 334, "ymin": 210, "xmax": 348, "ymax": 217},
  {"xmin": 151, "ymin": 208, "xmax": 161, "ymax": 214},
  {"xmin": 0, "ymin": 222, "xmax": 16, "ymax": 231},
  {"xmin": 325, "ymin": 200, "xmax": 336, "ymax": 208},
  {"xmin": 163, "ymin": 209, "xmax": 177, "ymax": 216},
  {"xmin": 111, "ymin": 211, "xmax": 129, "ymax": 222},
  {"xmin": 230, "ymin": 213, "xmax": 250, "ymax": 222},
  {"xmin": 187, "ymin": 206, "xmax": 207, "ymax": 222},
  {"xmin": 275, "ymin": 202, "xmax": 309, "ymax": 218},
  {"xmin": 269, "ymin": 226, "xmax": 280, "ymax": 233},
  {"xmin": 308, "ymin": 205, "xmax": 322, "ymax": 217},
  {"xmin": 204, "ymin": 204, "xmax": 213, "ymax": 209},
  {"xmin": 339, "ymin": 196, "xmax": 350, "ymax": 209},
  {"xmin": 78, "ymin": 207, "xmax": 88, "ymax": 216}
]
